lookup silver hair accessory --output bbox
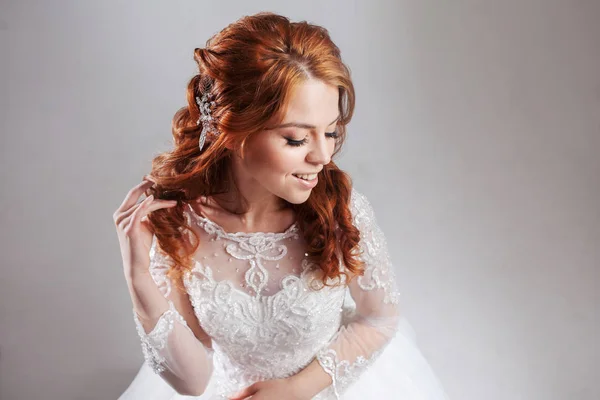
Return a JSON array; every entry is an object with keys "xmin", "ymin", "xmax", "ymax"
[{"xmin": 195, "ymin": 92, "xmax": 219, "ymax": 152}]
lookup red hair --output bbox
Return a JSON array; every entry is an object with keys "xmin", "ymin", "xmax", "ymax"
[{"xmin": 146, "ymin": 12, "xmax": 364, "ymax": 290}]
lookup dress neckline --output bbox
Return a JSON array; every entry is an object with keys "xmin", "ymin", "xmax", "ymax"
[{"xmin": 184, "ymin": 202, "xmax": 298, "ymax": 237}]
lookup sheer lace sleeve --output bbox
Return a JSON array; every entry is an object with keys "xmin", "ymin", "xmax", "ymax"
[
  {"xmin": 131, "ymin": 236, "xmax": 214, "ymax": 395},
  {"xmin": 315, "ymin": 188, "xmax": 401, "ymax": 399}
]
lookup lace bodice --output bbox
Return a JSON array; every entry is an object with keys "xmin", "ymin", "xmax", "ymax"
[{"xmin": 132, "ymin": 188, "xmax": 401, "ymax": 399}]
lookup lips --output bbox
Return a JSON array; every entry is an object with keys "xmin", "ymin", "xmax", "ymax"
[
  {"xmin": 292, "ymin": 173, "xmax": 319, "ymax": 189},
  {"xmin": 293, "ymin": 173, "xmax": 318, "ymax": 181}
]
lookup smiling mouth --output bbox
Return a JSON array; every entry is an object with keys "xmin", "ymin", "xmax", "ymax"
[{"xmin": 292, "ymin": 173, "xmax": 318, "ymax": 181}]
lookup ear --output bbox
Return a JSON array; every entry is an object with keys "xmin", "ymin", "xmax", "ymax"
[
  {"xmin": 228, "ymin": 139, "xmax": 246, "ymax": 160},
  {"xmin": 222, "ymin": 139, "xmax": 235, "ymax": 151},
  {"xmin": 221, "ymin": 136, "xmax": 240, "ymax": 153}
]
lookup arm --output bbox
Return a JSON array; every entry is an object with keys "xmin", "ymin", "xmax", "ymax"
[
  {"xmin": 292, "ymin": 188, "xmax": 402, "ymax": 399},
  {"xmin": 126, "ymin": 236, "xmax": 214, "ymax": 396}
]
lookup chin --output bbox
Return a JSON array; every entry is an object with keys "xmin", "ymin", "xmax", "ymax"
[{"xmin": 281, "ymin": 190, "xmax": 312, "ymax": 205}]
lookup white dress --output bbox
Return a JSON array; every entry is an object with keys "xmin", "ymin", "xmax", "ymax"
[{"xmin": 119, "ymin": 188, "xmax": 450, "ymax": 400}]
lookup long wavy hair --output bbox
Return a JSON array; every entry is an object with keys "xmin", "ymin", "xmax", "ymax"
[{"xmin": 146, "ymin": 12, "xmax": 364, "ymax": 290}]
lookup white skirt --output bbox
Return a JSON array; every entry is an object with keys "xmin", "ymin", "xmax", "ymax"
[{"xmin": 119, "ymin": 317, "xmax": 450, "ymax": 400}]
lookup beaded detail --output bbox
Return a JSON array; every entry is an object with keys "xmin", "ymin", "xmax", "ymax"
[
  {"xmin": 316, "ymin": 347, "xmax": 385, "ymax": 398},
  {"xmin": 186, "ymin": 202, "xmax": 302, "ymax": 299},
  {"xmin": 349, "ymin": 190, "xmax": 401, "ymax": 305},
  {"xmin": 132, "ymin": 300, "xmax": 193, "ymax": 374},
  {"xmin": 179, "ymin": 203, "xmax": 346, "ymax": 396},
  {"xmin": 312, "ymin": 190, "xmax": 401, "ymax": 398},
  {"xmin": 131, "ymin": 188, "xmax": 401, "ymax": 399}
]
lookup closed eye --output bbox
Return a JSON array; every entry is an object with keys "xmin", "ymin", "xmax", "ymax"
[{"xmin": 285, "ymin": 131, "xmax": 339, "ymax": 147}]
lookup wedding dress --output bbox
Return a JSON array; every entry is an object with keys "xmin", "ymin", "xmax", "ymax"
[{"xmin": 119, "ymin": 188, "xmax": 450, "ymax": 399}]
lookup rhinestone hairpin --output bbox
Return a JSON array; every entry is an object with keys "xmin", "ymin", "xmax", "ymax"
[{"xmin": 195, "ymin": 92, "xmax": 219, "ymax": 152}]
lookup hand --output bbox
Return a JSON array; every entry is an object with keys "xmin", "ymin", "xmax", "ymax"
[
  {"xmin": 228, "ymin": 377, "xmax": 310, "ymax": 400},
  {"xmin": 113, "ymin": 176, "xmax": 178, "ymax": 278}
]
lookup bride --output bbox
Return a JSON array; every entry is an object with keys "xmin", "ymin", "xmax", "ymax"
[{"xmin": 114, "ymin": 11, "xmax": 450, "ymax": 400}]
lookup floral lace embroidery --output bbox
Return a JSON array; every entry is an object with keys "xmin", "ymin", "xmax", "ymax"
[
  {"xmin": 147, "ymin": 237, "xmax": 173, "ymax": 297},
  {"xmin": 130, "ymin": 188, "xmax": 400, "ymax": 398},
  {"xmin": 315, "ymin": 349, "xmax": 341, "ymax": 398},
  {"xmin": 132, "ymin": 300, "xmax": 193, "ymax": 374},
  {"xmin": 313, "ymin": 189, "xmax": 402, "ymax": 398},
  {"xmin": 316, "ymin": 347, "xmax": 385, "ymax": 399},
  {"xmin": 186, "ymin": 202, "xmax": 302, "ymax": 298},
  {"xmin": 350, "ymin": 190, "xmax": 401, "ymax": 305}
]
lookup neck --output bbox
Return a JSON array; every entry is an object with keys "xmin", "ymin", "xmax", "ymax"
[{"xmin": 210, "ymin": 155, "xmax": 290, "ymax": 226}]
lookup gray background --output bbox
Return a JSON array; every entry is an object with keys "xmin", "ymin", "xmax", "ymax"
[{"xmin": 1, "ymin": 0, "xmax": 598, "ymax": 399}]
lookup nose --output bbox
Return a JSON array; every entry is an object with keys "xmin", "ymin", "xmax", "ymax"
[{"xmin": 306, "ymin": 134, "xmax": 332, "ymax": 166}]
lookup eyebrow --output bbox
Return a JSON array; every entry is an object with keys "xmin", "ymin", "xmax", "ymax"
[{"xmin": 271, "ymin": 115, "xmax": 341, "ymax": 130}]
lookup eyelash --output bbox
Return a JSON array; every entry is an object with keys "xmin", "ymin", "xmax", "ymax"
[{"xmin": 286, "ymin": 131, "xmax": 339, "ymax": 147}]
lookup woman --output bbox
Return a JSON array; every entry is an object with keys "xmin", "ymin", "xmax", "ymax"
[{"xmin": 115, "ymin": 12, "xmax": 450, "ymax": 400}]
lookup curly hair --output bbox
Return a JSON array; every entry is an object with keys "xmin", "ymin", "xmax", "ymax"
[{"xmin": 145, "ymin": 12, "xmax": 364, "ymax": 291}]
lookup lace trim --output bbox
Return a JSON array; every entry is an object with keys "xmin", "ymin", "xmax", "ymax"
[
  {"xmin": 148, "ymin": 236, "xmax": 173, "ymax": 298},
  {"xmin": 185, "ymin": 202, "xmax": 302, "ymax": 298},
  {"xmin": 350, "ymin": 189, "xmax": 401, "ymax": 305},
  {"xmin": 315, "ymin": 349, "xmax": 341, "ymax": 399},
  {"xmin": 132, "ymin": 300, "xmax": 192, "ymax": 374},
  {"xmin": 316, "ymin": 346, "xmax": 384, "ymax": 399},
  {"xmin": 185, "ymin": 202, "xmax": 299, "ymax": 238}
]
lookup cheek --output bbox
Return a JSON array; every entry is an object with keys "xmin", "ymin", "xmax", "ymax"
[
  {"xmin": 246, "ymin": 144, "xmax": 299, "ymax": 176},
  {"xmin": 328, "ymin": 140, "xmax": 336, "ymax": 156}
]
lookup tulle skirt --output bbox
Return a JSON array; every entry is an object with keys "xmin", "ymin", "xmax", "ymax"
[{"xmin": 119, "ymin": 317, "xmax": 450, "ymax": 400}]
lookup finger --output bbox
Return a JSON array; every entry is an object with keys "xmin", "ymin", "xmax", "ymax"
[
  {"xmin": 118, "ymin": 194, "xmax": 155, "ymax": 228},
  {"xmin": 116, "ymin": 194, "xmax": 161, "ymax": 226},
  {"xmin": 128, "ymin": 196, "xmax": 177, "ymax": 227},
  {"xmin": 140, "ymin": 199, "xmax": 179, "ymax": 222},
  {"xmin": 116, "ymin": 180, "xmax": 155, "ymax": 214},
  {"xmin": 115, "ymin": 202, "xmax": 140, "ymax": 227},
  {"xmin": 119, "ymin": 196, "xmax": 178, "ymax": 228},
  {"xmin": 143, "ymin": 174, "xmax": 157, "ymax": 184}
]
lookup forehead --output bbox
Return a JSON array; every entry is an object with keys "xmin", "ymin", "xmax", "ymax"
[{"xmin": 280, "ymin": 79, "xmax": 339, "ymax": 124}]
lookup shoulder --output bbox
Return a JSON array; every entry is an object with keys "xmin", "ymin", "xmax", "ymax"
[
  {"xmin": 349, "ymin": 187, "xmax": 377, "ymax": 227},
  {"xmin": 349, "ymin": 187, "xmax": 370, "ymax": 210}
]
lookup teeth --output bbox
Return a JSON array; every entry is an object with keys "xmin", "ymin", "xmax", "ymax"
[{"xmin": 294, "ymin": 173, "xmax": 317, "ymax": 181}]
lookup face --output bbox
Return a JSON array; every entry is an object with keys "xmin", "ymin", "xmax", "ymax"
[{"xmin": 233, "ymin": 78, "xmax": 340, "ymax": 205}]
